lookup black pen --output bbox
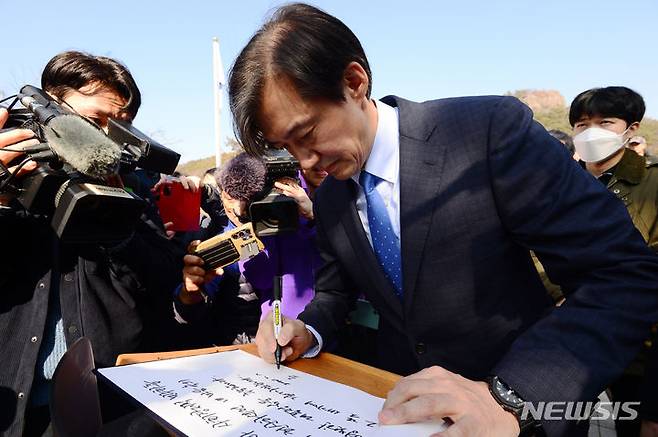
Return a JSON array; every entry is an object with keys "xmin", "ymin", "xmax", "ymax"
[{"xmin": 272, "ymin": 276, "xmax": 283, "ymax": 369}]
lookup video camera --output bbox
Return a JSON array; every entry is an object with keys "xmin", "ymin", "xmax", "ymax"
[
  {"xmin": 191, "ymin": 151, "xmax": 298, "ymax": 271},
  {"xmin": 0, "ymin": 85, "xmax": 181, "ymax": 244},
  {"xmin": 248, "ymin": 149, "xmax": 300, "ymax": 237}
]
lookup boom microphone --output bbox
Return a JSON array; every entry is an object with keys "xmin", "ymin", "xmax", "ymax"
[
  {"xmin": 16, "ymin": 84, "xmax": 123, "ymax": 179},
  {"xmin": 18, "ymin": 85, "xmax": 66, "ymax": 126},
  {"xmin": 43, "ymin": 115, "xmax": 122, "ymax": 179}
]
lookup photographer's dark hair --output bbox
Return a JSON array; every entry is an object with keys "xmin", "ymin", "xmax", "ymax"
[
  {"xmin": 204, "ymin": 167, "xmax": 219, "ymax": 177},
  {"xmin": 218, "ymin": 153, "xmax": 267, "ymax": 202},
  {"xmin": 569, "ymin": 86, "xmax": 645, "ymax": 128},
  {"xmin": 41, "ymin": 51, "xmax": 141, "ymax": 120},
  {"xmin": 229, "ymin": 3, "xmax": 372, "ymax": 156}
]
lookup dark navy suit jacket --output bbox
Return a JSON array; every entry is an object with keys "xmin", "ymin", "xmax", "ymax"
[{"xmin": 298, "ymin": 95, "xmax": 658, "ymax": 436}]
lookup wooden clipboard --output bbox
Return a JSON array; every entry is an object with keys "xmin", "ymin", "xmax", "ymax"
[{"xmin": 116, "ymin": 343, "xmax": 400, "ymax": 398}]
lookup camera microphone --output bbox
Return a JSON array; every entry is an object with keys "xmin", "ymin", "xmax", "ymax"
[
  {"xmin": 43, "ymin": 115, "xmax": 122, "ymax": 179},
  {"xmin": 6, "ymin": 85, "xmax": 147, "ymax": 243},
  {"xmin": 17, "ymin": 84, "xmax": 122, "ymax": 179}
]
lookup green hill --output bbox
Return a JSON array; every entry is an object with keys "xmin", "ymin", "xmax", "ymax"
[{"xmin": 176, "ymin": 138, "xmax": 241, "ymax": 176}]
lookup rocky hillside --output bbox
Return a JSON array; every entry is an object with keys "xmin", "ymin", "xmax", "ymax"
[{"xmin": 513, "ymin": 89, "xmax": 565, "ymax": 113}]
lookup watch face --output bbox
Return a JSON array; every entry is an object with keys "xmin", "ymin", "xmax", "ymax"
[{"xmin": 495, "ymin": 378, "xmax": 525, "ymax": 408}]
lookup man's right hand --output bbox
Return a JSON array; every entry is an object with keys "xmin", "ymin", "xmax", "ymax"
[{"xmin": 255, "ymin": 311, "xmax": 315, "ymax": 364}]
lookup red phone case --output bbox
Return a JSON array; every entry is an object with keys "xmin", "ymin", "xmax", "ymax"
[{"xmin": 155, "ymin": 182, "xmax": 201, "ymax": 232}]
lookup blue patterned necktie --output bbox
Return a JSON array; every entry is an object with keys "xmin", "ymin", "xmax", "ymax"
[{"xmin": 359, "ymin": 171, "xmax": 403, "ymax": 299}]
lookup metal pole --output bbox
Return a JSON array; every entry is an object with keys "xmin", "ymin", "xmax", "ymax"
[{"xmin": 212, "ymin": 37, "xmax": 225, "ymax": 168}]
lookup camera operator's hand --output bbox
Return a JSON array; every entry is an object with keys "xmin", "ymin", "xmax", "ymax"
[
  {"xmin": 152, "ymin": 174, "xmax": 169, "ymax": 194},
  {"xmin": 0, "ymin": 109, "xmax": 40, "ymax": 206},
  {"xmin": 163, "ymin": 221, "xmax": 176, "ymax": 239},
  {"xmin": 181, "ymin": 240, "xmax": 224, "ymax": 305},
  {"xmin": 153, "ymin": 174, "xmax": 203, "ymax": 194},
  {"xmin": 0, "ymin": 110, "xmax": 39, "ymax": 168},
  {"xmin": 179, "ymin": 175, "xmax": 202, "ymax": 192},
  {"xmin": 152, "ymin": 175, "xmax": 204, "ymax": 239},
  {"xmin": 275, "ymin": 178, "xmax": 313, "ymax": 220}
]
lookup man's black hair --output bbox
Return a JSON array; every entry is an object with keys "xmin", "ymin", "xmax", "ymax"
[
  {"xmin": 568, "ymin": 86, "xmax": 645, "ymax": 128},
  {"xmin": 228, "ymin": 3, "xmax": 372, "ymax": 155},
  {"xmin": 41, "ymin": 51, "xmax": 141, "ymax": 120}
]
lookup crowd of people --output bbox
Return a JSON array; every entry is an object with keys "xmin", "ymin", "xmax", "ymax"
[{"xmin": 1, "ymin": 4, "xmax": 658, "ymax": 437}]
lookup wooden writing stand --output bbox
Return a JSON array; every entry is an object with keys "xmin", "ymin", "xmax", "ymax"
[{"xmin": 116, "ymin": 343, "xmax": 400, "ymax": 398}]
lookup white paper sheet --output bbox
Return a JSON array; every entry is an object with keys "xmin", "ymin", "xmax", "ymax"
[{"xmin": 98, "ymin": 350, "xmax": 445, "ymax": 436}]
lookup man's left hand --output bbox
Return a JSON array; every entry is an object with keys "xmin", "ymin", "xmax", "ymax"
[{"xmin": 379, "ymin": 366, "xmax": 520, "ymax": 437}]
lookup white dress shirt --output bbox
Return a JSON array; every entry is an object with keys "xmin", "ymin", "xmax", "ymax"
[
  {"xmin": 303, "ymin": 99, "xmax": 400, "ymax": 357},
  {"xmin": 352, "ymin": 100, "xmax": 401, "ymax": 246}
]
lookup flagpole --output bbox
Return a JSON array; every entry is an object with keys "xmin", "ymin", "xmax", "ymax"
[{"xmin": 212, "ymin": 37, "xmax": 225, "ymax": 168}]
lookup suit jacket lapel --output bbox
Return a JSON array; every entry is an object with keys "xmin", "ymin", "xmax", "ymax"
[
  {"xmin": 335, "ymin": 180, "xmax": 405, "ymax": 318},
  {"xmin": 331, "ymin": 95, "xmax": 447, "ymax": 320},
  {"xmin": 388, "ymin": 97, "xmax": 447, "ymax": 315}
]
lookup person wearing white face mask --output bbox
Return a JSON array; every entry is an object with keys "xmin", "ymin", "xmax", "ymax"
[
  {"xmin": 573, "ymin": 124, "xmax": 632, "ymax": 165},
  {"xmin": 570, "ymin": 86, "xmax": 658, "ymax": 437},
  {"xmin": 570, "ymin": 86, "xmax": 657, "ymax": 247}
]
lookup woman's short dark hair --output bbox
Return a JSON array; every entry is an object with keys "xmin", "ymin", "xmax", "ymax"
[
  {"xmin": 218, "ymin": 153, "xmax": 267, "ymax": 202},
  {"xmin": 568, "ymin": 86, "xmax": 645, "ymax": 128},
  {"xmin": 228, "ymin": 3, "xmax": 372, "ymax": 156},
  {"xmin": 41, "ymin": 51, "xmax": 141, "ymax": 120}
]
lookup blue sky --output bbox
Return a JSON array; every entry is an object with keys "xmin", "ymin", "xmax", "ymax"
[{"xmin": 2, "ymin": 0, "xmax": 656, "ymax": 163}]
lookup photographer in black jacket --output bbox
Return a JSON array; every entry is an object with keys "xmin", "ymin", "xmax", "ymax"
[{"xmin": 0, "ymin": 51, "xmax": 183, "ymax": 437}]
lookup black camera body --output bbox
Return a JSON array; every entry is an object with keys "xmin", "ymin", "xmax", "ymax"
[
  {"xmin": 50, "ymin": 180, "xmax": 145, "ymax": 243},
  {"xmin": 107, "ymin": 118, "xmax": 180, "ymax": 176},
  {"xmin": 249, "ymin": 150, "xmax": 300, "ymax": 237},
  {"xmin": 1, "ymin": 85, "xmax": 180, "ymax": 244},
  {"xmin": 10, "ymin": 164, "xmax": 145, "ymax": 244}
]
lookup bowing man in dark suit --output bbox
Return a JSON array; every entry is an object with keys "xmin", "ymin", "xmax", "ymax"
[{"xmin": 227, "ymin": 4, "xmax": 658, "ymax": 436}]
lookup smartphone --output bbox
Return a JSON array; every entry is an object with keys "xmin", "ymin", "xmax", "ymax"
[{"xmin": 154, "ymin": 181, "xmax": 201, "ymax": 232}]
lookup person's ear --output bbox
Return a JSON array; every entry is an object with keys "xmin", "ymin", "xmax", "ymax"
[
  {"xmin": 343, "ymin": 62, "xmax": 369, "ymax": 101},
  {"xmin": 627, "ymin": 121, "xmax": 640, "ymax": 135}
]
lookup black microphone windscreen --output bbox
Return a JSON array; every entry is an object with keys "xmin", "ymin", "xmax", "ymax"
[{"xmin": 44, "ymin": 115, "xmax": 122, "ymax": 179}]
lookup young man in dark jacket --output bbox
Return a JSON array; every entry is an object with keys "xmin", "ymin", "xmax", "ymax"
[
  {"xmin": 0, "ymin": 51, "xmax": 183, "ymax": 437},
  {"xmin": 571, "ymin": 86, "xmax": 658, "ymax": 252},
  {"xmin": 570, "ymin": 86, "xmax": 658, "ymax": 436}
]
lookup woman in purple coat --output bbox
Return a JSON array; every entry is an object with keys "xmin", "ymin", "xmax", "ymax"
[{"xmin": 175, "ymin": 153, "xmax": 325, "ymax": 343}]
